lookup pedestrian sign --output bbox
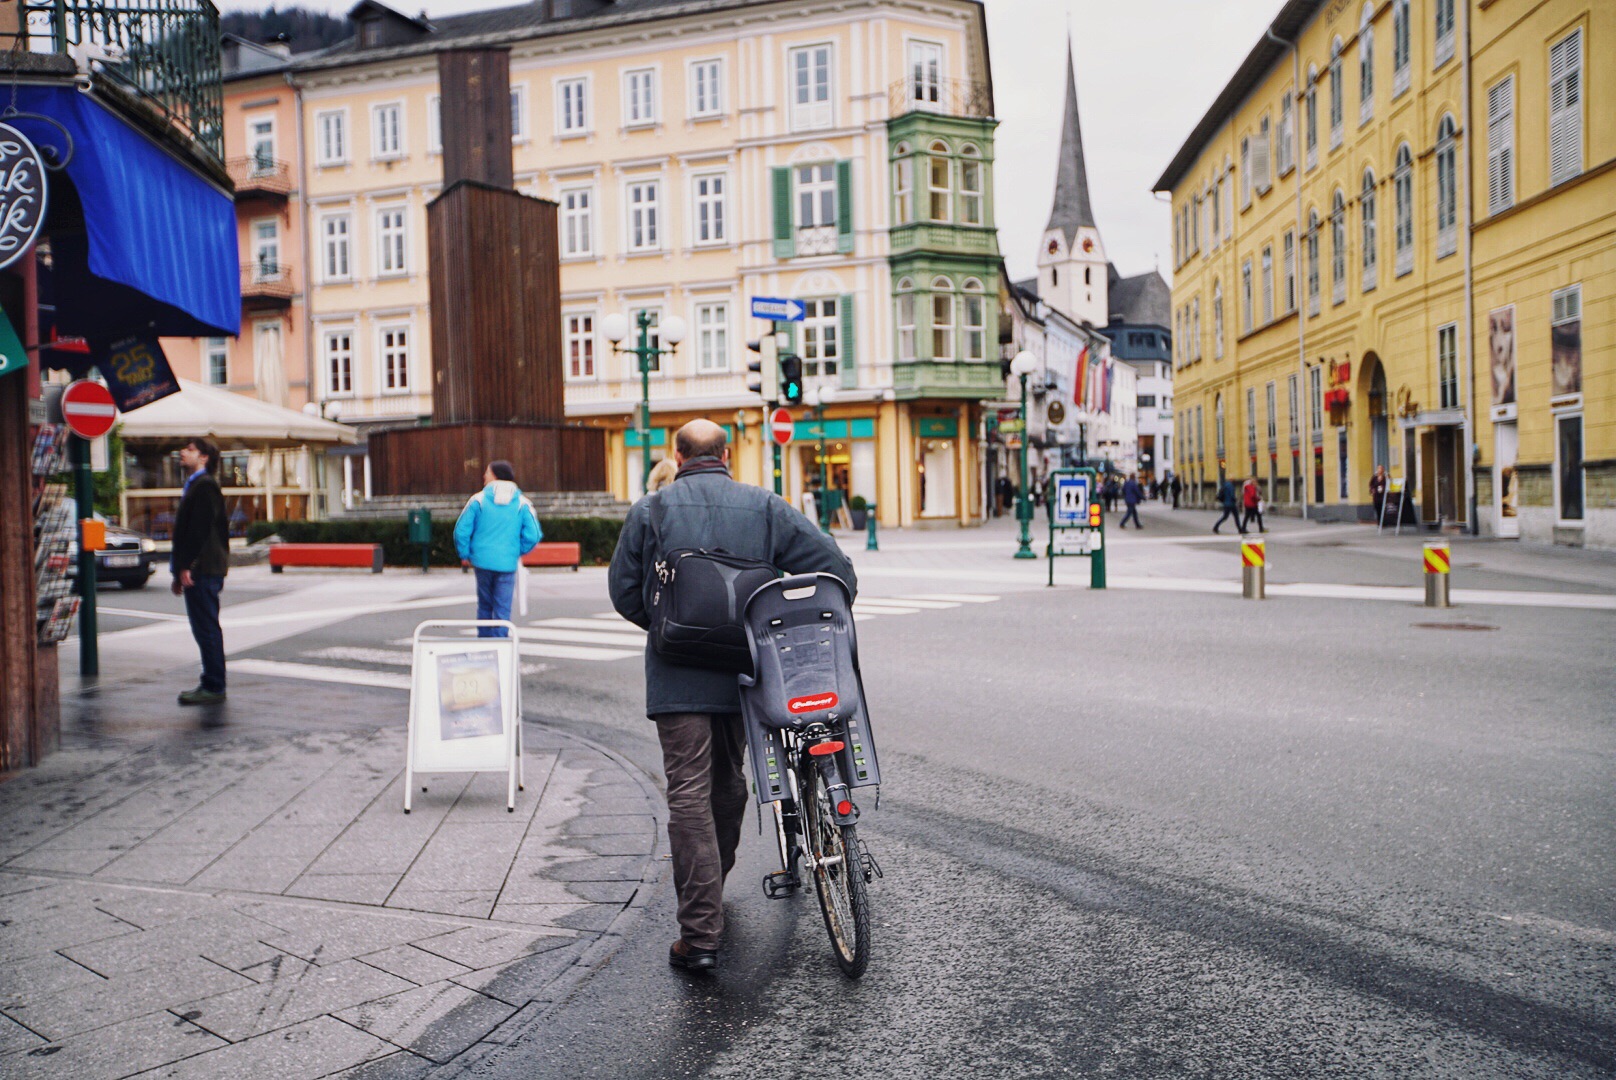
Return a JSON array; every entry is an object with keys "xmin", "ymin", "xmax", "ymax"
[
  {"xmin": 1045, "ymin": 467, "xmax": 1105, "ymax": 589},
  {"xmin": 1053, "ymin": 475, "xmax": 1091, "ymax": 525}
]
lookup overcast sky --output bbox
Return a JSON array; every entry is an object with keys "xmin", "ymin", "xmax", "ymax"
[{"xmin": 219, "ymin": 0, "xmax": 1282, "ymax": 285}]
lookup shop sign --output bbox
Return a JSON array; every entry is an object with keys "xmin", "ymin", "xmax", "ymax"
[
  {"xmin": 997, "ymin": 418, "xmax": 1025, "ymax": 434},
  {"xmin": 95, "ymin": 334, "xmax": 180, "ymax": 411},
  {"xmin": 916, "ymin": 417, "xmax": 958, "ymax": 439},
  {"xmin": 0, "ymin": 122, "xmax": 47, "ymax": 273},
  {"xmin": 0, "ymin": 307, "xmax": 27, "ymax": 379}
]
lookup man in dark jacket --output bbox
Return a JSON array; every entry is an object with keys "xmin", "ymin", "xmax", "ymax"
[
  {"xmin": 1119, "ymin": 473, "xmax": 1144, "ymax": 529},
  {"xmin": 609, "ymin": 419, "xmax": 855, "ymax": 972},
  {"xmin": 1212, "ymin": 477, "xmax": 1247, "ymax": 535},
  {"xmin": 170, "ymin": 437, "xmax": 230, "ymax": 704}
]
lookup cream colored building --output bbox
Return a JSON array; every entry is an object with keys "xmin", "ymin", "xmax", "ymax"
[{"xmin": 273, "ymin": 0, "xmax": 1003, "ymax": 526}]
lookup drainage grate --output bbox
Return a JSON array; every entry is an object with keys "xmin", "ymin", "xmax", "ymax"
[{"xmin": 1412, "ymin": 622, "xmax": 1499, "ymax": 632}]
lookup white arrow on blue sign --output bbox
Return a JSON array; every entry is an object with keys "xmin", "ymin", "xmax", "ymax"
[{"xmin": 750, "ymin": 296, "xmax": 805, "ymax": 322}]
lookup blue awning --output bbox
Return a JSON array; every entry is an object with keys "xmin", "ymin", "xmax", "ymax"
[{"xmin": 15, "ymin": 86, "xmax": 239, "ymax": 339}]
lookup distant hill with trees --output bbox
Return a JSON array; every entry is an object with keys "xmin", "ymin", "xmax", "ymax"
[{"xmin": 220, "ymin": 7, "xmax": 349, "ymax": 53}]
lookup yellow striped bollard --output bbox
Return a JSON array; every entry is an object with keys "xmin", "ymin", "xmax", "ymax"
[
  {"xmin": 1241, "ymin": 537, "xmax": 1266, "ymax": 600},
  {"xmin": 1423, "ymin": 541, "xmax": 1451, "ymax": 607}
]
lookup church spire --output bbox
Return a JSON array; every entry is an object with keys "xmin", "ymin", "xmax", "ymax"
[{"xmin": 1047, "ymin": 42, "xmax": 1097, "ymax": 243}]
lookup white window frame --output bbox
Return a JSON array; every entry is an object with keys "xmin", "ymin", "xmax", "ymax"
[
  {"xmin": 1359, "ymin": 4, "xmax": 1375, "ymax": 126},
  {"xmin": 559, "ymin": 185, "xmax": 594, "ymax": 259},
  {"xmin": 1331, "ymin": 190, "xmax": 1347, "ymax": 305},
  {"xmin": 315, "ymin": 109, "xmax": 348, "ymax": 167},
  {"xmin": 1435, "ymin": 0, "xmax": 1456, "ymax": 68},
  {"xmin": 247, "ymin": 115, "xmax": 276, "ymax": 171},
  {"xmin": 1278, "ymin": 91, "xmax": 1295, "ymax": 175},
  {"xmin": 320, "ymin": 211, "xmax": 353, "ymax": 283},
  {"xmin": 802, "ymin": 297, "xmax": 840, "ymax": 377},
  {"xmin": 1266, "ymin": 381, "xmax": 1278, "ymax": 445},
  {"xmin": 927, "ymin": 143, "xmax": 952, "ymax": 223},
  {"xmin": 1240, "ymin": 136, "xmax": 1252, "ymax": 209},
  {"xmin": 907, "ymin": 39, "xmax": 944, "ymax": 109},
  {"xmin": 378, "ymin": 322, "xmax": 411, "ymax": 394},
  {"xmin": 929, "ymin": 280, "xmax": 954, "ymax": 362},
  {"xmin": 375, "ymin": 204, "xmax": 408, "ymax": 278},
  {"xmin": 1437, "ymin": 322, "xmax": 1459, "ymax": 410},
  {"xmin": 564, "ymin": 312, "xmax": 596, "ymax": 381},
  {"xmin": 1487, "ymin": 75, "xmax": 1515, "ymax": 215},
  {"xmin": 1255, "ymin": 115, "xmax": 1272, "ymax": 192},
  {"xmin": 694, "ymin": 301, "xmax": 730, "ymax": 373},
  {"xmin": 1436, "ymin": 116, "xmax": 1458, "ymax": 258},
  {"xmin": 1283, "ymin": 230, "xmax": 1296, "ymax": 313},
  {"xmin": 510, "ymin": 84, "xmax": 529, "ymax": 143},
  {"xmin": 1394, "ymin": 144, "xmax": 1414, "ymax": 277},
  {"xmin": 1242, "ymin": 258, "xmax": 1255, "ymax": 333},
  {"xmin": 372, "ymin": 101, "xmax": 404, "ymax": 161},
  {"xmin": 689, "ymin": 58, "xmax": 723, "ymax": 119},
  {"xmin": 1288, "ymin": 373, "xmax": 1301, "ymax": 438},
  {"xmin": 789, "ymin": 43, "xmax": 834, "ymax": 132},
  {"xmin": 625, "ymin": 178, "xmax": 662, "ymax": 253},
  {"xmin": 204, "ymin": 337, "xmax": 228, "ymax": 386},
  {"xmin": 1192, "ymin": 297, "xmax": 1201, "ymax": 361},
  {"xmin": 1305, "ymin": 69, "xmax": 1318, "ymax": 170},
  {"xmin": 427, "ymin": 95, "xmax": 442, "ymax": 154},
  {"xmin": 250, "ymin": 218, "xmax": 280, "ymax": 281},
  {"xmin": 1328, "ymin": 38, "xmax": 1344, "ymax": 149},
  {"xmin": 1306, "ymin": 211, "xmax": 1321, "ymax": 316},
  {"xmin": 960, "ymin": 146, "xmax": 984, "ymax": 225},
  {"xmin": 691, "ymin": 171, "xmax": 729, "ymax": 246},
  {"xmin": 1393, "ymin": 0, "xmax": 1411, "ymax": 97},
  {"xmin": 1247, "ymin": 387, "xmax": 1258, "ymax": 456},
  {"xmin": 1552, "ymin": 284, "xmax": 1582, "ymax": 405},
  {"xmin": 1549, "ymin": 28, "xmax": 1584, "ymax": 187},
  {"xmin": 896, "ymin": 279, "xmax": 917, "ymax": 362},
  {"xmin": 557, "ymin": 76, "xmax": 590, "ymax": 136},
  {"xmin": 1554, "ymin": 412, "xmax": 1585, "ymax": 525},
  {"xmin": 1261, "ymin": 245, "xmax": 1274, "ymax": 324},
  {"xmin": 962, "ymin": 278, "xmax": 986, "ymax": 361},
  {"xmin": 1204, "ymin": 286, "xmax": 1215, "ymax": 360},
  {"xmin": 797, "ymin": 161, "xmax": 838, "ymax": 233},
  {"xmin": 1309, "ymin": 365, "xmax": 1324, "ymax": 433},
  {"xmin": 1361, "ymin": 169, "xmax": 1379, "ymax": 291},
  {"xmin": 323, "ymin": 327, "xmax": 355, "ymax": 397},
  {"xmin": 623, "ymin": 68, "xmax": 658, "ymax": 128},
  {"xmin": 893, "ymin": 151, "xmax": 914, "ymax": 224}
]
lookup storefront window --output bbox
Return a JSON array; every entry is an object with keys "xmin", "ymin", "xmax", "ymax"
[{"xmin": 1557, "ymin": 414, "xmax": 1583, "ymax": 521}]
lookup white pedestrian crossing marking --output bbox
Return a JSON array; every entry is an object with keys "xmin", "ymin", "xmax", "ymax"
[
  {"xmin": 518, "ymin": 641, "xmax": 640, "ymax": 662},
  {"xmin": 523, "ymin": 626, "xmax": 647, "ymax": 647},
  {"xmin": 233, "ymin": 659, "xmax": 412, "ymax": 690}
]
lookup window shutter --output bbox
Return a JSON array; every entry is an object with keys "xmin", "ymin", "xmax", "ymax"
[
  {"xmin": 778, "ymin": 321, "xmax": 798, "ymax": 361},
  {"xmin": 1240, "ymin": 138, "xmax": 1252, "ymax": 207},
  {"xmin": 772, "ymin": 166, "xmax": 795, "ymax": 258},
  {"xmin": 1253, "ymin": 125, "xmax": 1271, "ymax": 191},
  {"xmin": 1487, "ymin": 77, "xmax": 1513, "ymax": 213},
  {"xmin": 836, "ymin": 160, "xmax": 854, "ymax": 253},
  {"xmin": 1549, "ymin": 31, "xmax": 1582, "ymax": 185},
  {"xmin": 838, "ymin": 294, "xmax": 856, "ymax": 388}
]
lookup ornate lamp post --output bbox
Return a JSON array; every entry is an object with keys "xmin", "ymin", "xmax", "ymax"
[
  {"xmin": 808, "ymin": 384, "xmax": 836, "ymax": 533},
  {"xmin": 1010, "ymin": 350, "xmax": 1039, "ymax": 559},
  {"xmin": 602, "ymin": 311, "xmax": 688, "ymax": 494}
]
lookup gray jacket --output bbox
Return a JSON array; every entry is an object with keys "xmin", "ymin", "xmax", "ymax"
[{"xmin": 608, "ymin": 467, "xmax": 857, "ymax": 718}]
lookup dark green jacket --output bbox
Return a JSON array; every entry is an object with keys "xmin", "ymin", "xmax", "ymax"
[
  {"xmin": 171, "ymin": 472, "xmax": 229, "ymax": 577},
  {"xmin": 608, "ymin": 468, "xmax": 856, "ymax": 717}
]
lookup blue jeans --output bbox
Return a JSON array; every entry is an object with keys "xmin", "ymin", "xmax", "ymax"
[
  {"xmin": 474, "ymin": 567, "xmax": 515, "ymax": 636},
  {"xmin": 183, "ymin": 574, "xmax": 226, "ymax": 691}
]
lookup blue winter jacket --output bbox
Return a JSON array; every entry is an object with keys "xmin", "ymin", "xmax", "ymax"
[{"xmin": 454, "ymin": 481, "xmax": 542, "ymax": 572}]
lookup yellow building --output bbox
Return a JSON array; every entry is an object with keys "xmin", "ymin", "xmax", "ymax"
[
  {"xmin": 276, "ymin": 0, "xmax": 1002, "ymax": 527},
  {"xmin": 1155, "ymin": 0, "xmax": 1611, "ymax": 547}
]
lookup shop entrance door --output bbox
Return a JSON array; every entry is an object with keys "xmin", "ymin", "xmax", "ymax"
[
  {"xmin": 1495, "ymin": 421, "xmax": 1519, "ymax": 538},
  {"xmin": 919, "ymin": 439, "xmax": 955, "ymax": 518}
]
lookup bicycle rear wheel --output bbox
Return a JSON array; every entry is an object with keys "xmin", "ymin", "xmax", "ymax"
[{"xmin": 804, "ymin": 760, "xmax": 870, "ymax": 977}]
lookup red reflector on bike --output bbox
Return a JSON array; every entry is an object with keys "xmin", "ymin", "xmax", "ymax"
[
  {"xmin": 836, "ymin": 800, "xmax": 853, "ymax": 816},
  {"xmin": 808, "ymin": 741, "xmax": 845, "ymax": 756}
]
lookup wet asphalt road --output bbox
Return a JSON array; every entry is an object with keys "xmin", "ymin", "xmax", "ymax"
[{"xmin": 425, "ymin": 570, "xmax": 1616, "ymax": 1080}]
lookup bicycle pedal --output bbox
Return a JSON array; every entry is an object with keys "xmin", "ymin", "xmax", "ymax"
[
  {"xmin": 762, "ymin": 870, "xmax": 800, "ymax": 899},
  {"xmin": 859, "ymin": 843, "xmax": 883, "ymax": 882}
]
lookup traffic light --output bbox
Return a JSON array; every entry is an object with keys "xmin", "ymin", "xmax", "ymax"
[
  {"xmin": 779, "ymin": 354, "xmax": 804, "ymax": 404},
  {"xmin": 745, "ymin": 336, "xmax": 778, "ymax": 399},
  {"xmin": 1088, "ymin": 502, "xmax": 1103, "ymax": 528}
]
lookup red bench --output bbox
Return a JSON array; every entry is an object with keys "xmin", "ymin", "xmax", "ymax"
[
  {"xmin": 270, "ymin": 543, "xmax": 384, "ymax": 573},
  {"xmin": 521, "ymin": 541, "xmax": 581, "ymax": 571}
]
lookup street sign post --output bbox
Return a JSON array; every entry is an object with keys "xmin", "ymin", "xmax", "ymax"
[
  {"xmin": 60, "ymin": 380, "xmax": 117, "ymax": 440},
  {"xmin": 770, "ymin": 407, "xmax": 794, "ymax": 447},
  {"xmin": 1046, "ymin": 467, "xmax": 1105, "ymax": 589},
  {"xmin": 61, "ymin": 380, "xmax": 115, "ymax": 677},
  {"xmin": 750, "ymin": 296, "xmax": 806, "ymax": 322}
]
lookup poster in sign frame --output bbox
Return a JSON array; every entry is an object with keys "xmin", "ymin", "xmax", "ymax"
[{"xmin": 405, "ymin": 621, "xmax": 524, "ymax": 813}]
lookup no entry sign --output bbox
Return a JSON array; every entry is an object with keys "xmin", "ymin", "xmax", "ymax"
[
  {"xmin": 770, "ymin": 407, "xmax": 794, "ymax": 446},
  {"xmin": 61, "ymin": 379, "xmax": 117, "ymax": 440}
]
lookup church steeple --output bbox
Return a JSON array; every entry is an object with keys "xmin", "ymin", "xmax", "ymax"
[{"xmin": 1037, "ymin": 42, "xmax": 1109, "ymax": 327}]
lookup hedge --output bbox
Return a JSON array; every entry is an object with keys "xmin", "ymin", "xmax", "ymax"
[{"xmin": 245, "ymin": 516, "xmax": 624, "ymax": 567}]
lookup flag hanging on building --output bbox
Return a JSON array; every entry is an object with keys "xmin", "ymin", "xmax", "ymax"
[
  {"xmin": 1102, "ymin": 358, "xmax": 1115, "ymax": 414},
  {"xmin": 1072, "ymin": 345, "xmax": 1089, "ymax": 409}
]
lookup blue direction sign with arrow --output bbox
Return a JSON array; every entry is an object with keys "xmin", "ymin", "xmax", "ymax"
[{"xmin": 750, "ymin": 296, "xmax": 805, "ymax": 322}]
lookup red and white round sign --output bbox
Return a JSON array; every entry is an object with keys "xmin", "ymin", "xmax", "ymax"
[
  {"xmin": 61, "ymin": 379, "xmax": 117, "ymax": 440},
  {"xmin": 770, "ymin": 407, "xmax": 794, "ymax": 447}
]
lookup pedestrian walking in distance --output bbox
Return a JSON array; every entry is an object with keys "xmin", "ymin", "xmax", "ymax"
[
  {"xmin": 609, "ymin": 419, "xmax": 855, "ymax": 973},
  {"xmin": 454, "ymin": 460, "xmax": 541, "ymax": 638},
  {"xmin": 1212, "ymin": 477, "xmax": 1247, "ymax": 534},
  {"xmin": 1241, "ymin": 475, "xmax": 1267, "ymax": 533},
  {"xmin": 171, "ymin": 437, "xmax": 229, "ymax": 705},
  {"xmin": 1119, "ymin": 472, "xmax": 1145, "ymax": 529},
  {"xmin": 1170, "ymin": 473, "xmax": 1182, "ymax": 509},
  {"xmin": 1370, "ymin": 465, "xmax": 1388, "ymax": 521}
]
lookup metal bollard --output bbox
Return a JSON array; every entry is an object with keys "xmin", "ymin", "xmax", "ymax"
[
  {"xmin": 1241, "ymin": 538, "xmax": 1266, "ymax": 599},
  {"xmin": 1423, "ymin": 541, "xmax": 1451, "ymax": 607},
  {"xmin": 865, "ymin": 503, "xmax": 879, "ymax": 551}
]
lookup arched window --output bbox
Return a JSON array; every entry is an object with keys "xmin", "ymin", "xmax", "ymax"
[
  {"xmin": 1392, "ymin": 0, "xmax": 1411, "ymax": 94},
  {"xmin": 1329, "ymin": 38, "xmax": 1344, "ymax": 145},
  {"xmin": 1361, "ymin": 168, "xmax": 1378, "ymax": 290},
  {"xmin": 961, "ymin": 278, "xmax": 986, "ymax": 360},
  {"xmin": 1306, "ymin": 209, "xmax": 1321, "ymax": 314},
  {"xmin": 896, "ymin": 277, "xmax": 916, "ymax": 361},
  {"xmin": 928, "ymin": 140, "xmax": 951, "ymax": 222},
  {"xmin": 1305, "ymin": 64, "xmax": 1319, "ymax": 168},
  {"xmin": 1215, "ymin": 393, "xmax": 1226, "ymax": 458},
  {"xmin": 1331, "ymin": 189, "xmax": 1347, "ymax": 304},
  {"xmin": 1211, "ymin": 278, "xmax": 1222, "ymax": 360},
  {"xmin": 1435, "ymin": 115, "xmax": 1458, "ymax": 257},
  {"xmin": 1394, "ymin": 142, "xmax": 1414, "ymax": 275},
  {"xmin": 1359, "ymin": 4, "xmax": 1375, "ymax": 123},
  {"xmin": 930, "ymin": 276, "xmax": 955, "ymax": 360},
  {"xmin": 959, "ymin": 144, "xmax": 983, "ymax": 225},
  {"xmin": 892, "ymin": 142, "xmax": 915, "ymax": 224}
]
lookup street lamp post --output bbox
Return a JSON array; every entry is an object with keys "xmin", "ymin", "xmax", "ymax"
[
  {"xmin": 809, "ymin": 385, "xmax": 835, "ymax": 534},
  {"xmin": 602, "ymin": 311, "xmax": 687, "ymax": 494},
  {"xmin": 1010, "ymin": 351, "xmax": 1038, "ymax": 559}
]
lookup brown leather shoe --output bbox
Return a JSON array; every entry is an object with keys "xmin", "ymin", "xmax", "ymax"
[{"xmin": 668, "ymin": 939, "xmax": 718, "ymax": 972}]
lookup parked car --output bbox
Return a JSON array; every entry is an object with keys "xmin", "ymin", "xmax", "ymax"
[{"xmin": 66, "ymin": 519, "xmax": 159, "ymax": 590}]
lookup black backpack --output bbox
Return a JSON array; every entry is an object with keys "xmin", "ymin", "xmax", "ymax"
[{"xmin": 646, "ymin": 494, "xmax": 779, "ymax": 674}]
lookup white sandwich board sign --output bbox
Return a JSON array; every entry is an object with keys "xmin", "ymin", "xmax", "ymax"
[{"xmin": 405, "ymin": 620, "xmax": 524, "ymax": 812}]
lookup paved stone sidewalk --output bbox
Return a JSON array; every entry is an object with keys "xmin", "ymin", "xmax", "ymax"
[{"xmin": 0, "ymin": 689, "xmax": 663, "ymax": 1079}]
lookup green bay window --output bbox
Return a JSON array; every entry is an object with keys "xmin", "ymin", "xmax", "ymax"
[{"xmin": 931, "ymin": 276, "xmax": 955, "ymax": 360}]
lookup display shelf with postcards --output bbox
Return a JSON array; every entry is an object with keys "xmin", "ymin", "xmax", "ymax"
[{"xmin": 31, "ymin": 423, "xmax": 78, "ymax": 646}]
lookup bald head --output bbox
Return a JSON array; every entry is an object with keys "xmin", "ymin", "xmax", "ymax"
[{"xmin": 674, "ymin": 419, "xmax": 728, "ymax": 463}]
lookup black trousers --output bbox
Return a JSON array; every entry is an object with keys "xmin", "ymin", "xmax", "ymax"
[
  {"xmin": 183, "ymin": 574, "xmax": 226, "ymax": 691},
  {"xmin": 655, "ymin": 712, "xmax": 749, "ymax": 951},
  {"xmin": 1243, "ymin": 506, "xmax": 1266, "ymax": 532},
  {"xmin": 1212, "ymin": 506, "xmax": 1246, "ymax": 533},
  {"xmin": 1120, "ymin": 505, "xmax": 1141, "ymax": 528}
]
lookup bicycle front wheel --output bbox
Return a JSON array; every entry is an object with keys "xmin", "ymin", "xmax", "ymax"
[{"xmin": 804, "ymin": 761, "xmax": 870, "ymax": 977}]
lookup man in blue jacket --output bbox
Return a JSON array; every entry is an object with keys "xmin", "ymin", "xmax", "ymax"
[{"xmin": 454, "ymin": 460, "xmax": 541, "ymax": 637}]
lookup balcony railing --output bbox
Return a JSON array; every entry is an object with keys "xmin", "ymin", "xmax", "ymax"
[
  {"xmin": 890, "ymin": 221, "xmax": 1000, "ymax": 256},
  {"xmin": 241, "ymin": 261, "xmax": 294, "ymax": 305},
  {"xmin": 227, "ymin": 155, "xmax": 292, "ymax": 197},
  {"xmin": 888, "ymin": 77, "xmax": 992, "ymax": 121},
  {"xmin": 7, "ymin": 0, "xmax": 224, "ymax": 166}
]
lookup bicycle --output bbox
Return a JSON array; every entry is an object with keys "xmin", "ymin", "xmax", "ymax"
[{"xmin": 739, "ymin": 573, "xmax": 883, "ymax": 978}]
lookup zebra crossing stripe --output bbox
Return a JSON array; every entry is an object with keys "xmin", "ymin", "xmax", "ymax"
[
  {"xmin": 523, "ymin": 627, "xmax": 647, "ymax": 647},
  {"xmin": 897, "ymin": 593, "xmax": 1000, "ymax": 603},
  {"xmin": 859, "ymin": 597, "xmax": 961, "ymax": 609},
  {"xmin": 851, "ymin": 603, "xmax": 925, "ymax": 615},
  {"xmin": 536, "ymin": 617, "xmax": 645, "ymax": 633},
  {"xmin": 517, "ymin": 641, "xmax": 640, "ymax": 661},
  {"xmin": 232, "ymin": 659, "xmax": 411, "ymax": 690}
]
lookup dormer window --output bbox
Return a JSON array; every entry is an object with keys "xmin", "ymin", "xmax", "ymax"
[{"xmin": 359, "ymin": 18, "xmax": 380, "ymax": 47}]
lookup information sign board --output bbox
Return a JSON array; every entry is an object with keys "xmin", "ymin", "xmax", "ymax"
[
  {"xmin": 1052, "ymin": 474, "xmax": 1091, "ymax": 524},
  {"xmin": 405, "ymin": 621, "xmax": 524, "ymax": 812}
]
